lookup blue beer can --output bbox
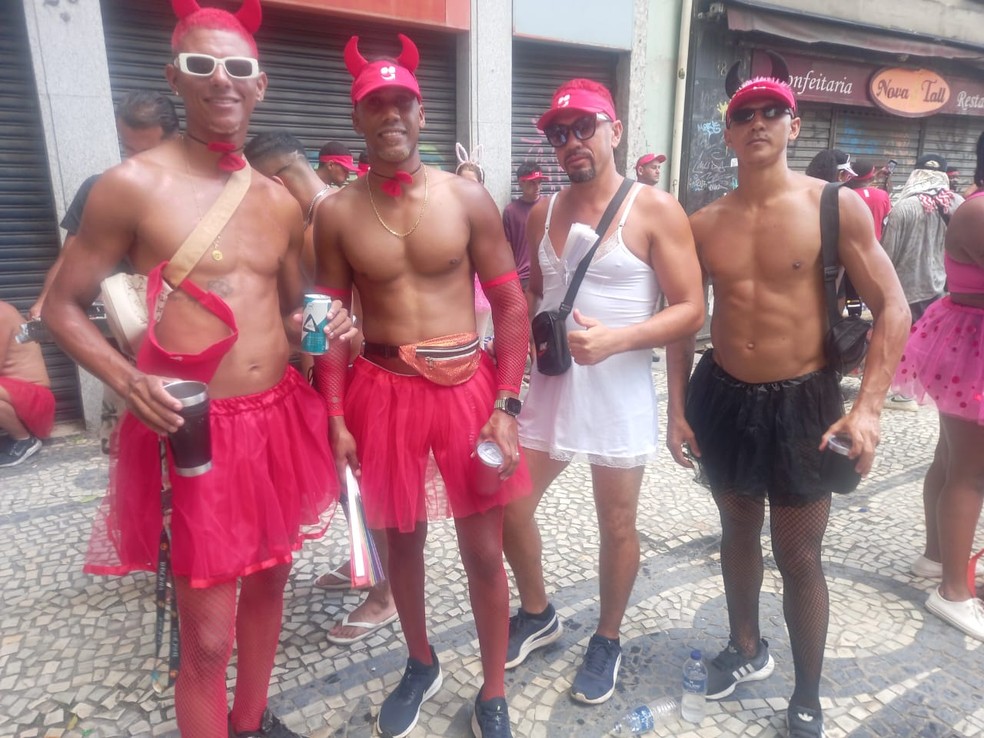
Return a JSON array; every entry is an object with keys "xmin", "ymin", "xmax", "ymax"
[{"xmin": 301, "ymin": 294, "xmax": 331, "ymax": 355}]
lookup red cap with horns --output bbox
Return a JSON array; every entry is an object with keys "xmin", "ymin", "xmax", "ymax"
[
  {"xmin": 345, "ymin": 34, "xmax": 422, "ymax": 104},
  {"xmin": 171, "ymin": 0, "xmax": 262, "ymax": 57}
]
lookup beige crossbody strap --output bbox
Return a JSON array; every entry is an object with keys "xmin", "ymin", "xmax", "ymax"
[{"xmin": 163, "ymin": 165, "xmax": 252, "ymax": 287}]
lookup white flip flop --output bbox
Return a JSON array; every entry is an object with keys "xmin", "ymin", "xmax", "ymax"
[
  {"xmin": 313, "ymin": 564, "xmax": 353, "ymax": 591},
  {"xmin": 324, "ymin": 610, "xmax": 400, "ymax": 646}
]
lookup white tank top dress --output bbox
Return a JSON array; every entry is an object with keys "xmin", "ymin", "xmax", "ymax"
[{"xmin": 518, "ymin": 185, "xmax": 661, "ymax": 468}]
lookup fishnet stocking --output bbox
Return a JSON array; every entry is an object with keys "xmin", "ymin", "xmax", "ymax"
[
  {"xmin": 230, "ymin": 564, "xmax": 291, "ymax": 733},
  {"xmin": 771, "ymin": 496, "xmax": 830, "ymax": 710},
  {"xmin": 714, "ymin": 493, "xmax": 765, "ymax": 656},
  {"xmin": 174, "ymin": 577, "xmax": 237, "ymax": 737},
  {"xmin": 714, "ymin": 493, "xmax": 830, "ymax": 710}
]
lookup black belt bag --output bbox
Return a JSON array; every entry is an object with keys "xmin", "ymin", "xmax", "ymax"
[{"xmin": 533, "ymin": 178, "xmax": 633, "ymax": 376}]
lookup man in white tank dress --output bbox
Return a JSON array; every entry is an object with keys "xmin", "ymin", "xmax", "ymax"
[{"xmin": 502, "ymin": 78, "xmax": 705, "ymax": 704}]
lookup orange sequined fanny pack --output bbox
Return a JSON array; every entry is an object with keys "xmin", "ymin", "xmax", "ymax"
[{"xmin": 364, "ymin": 332, "xmax": 482, "ymax": 386}]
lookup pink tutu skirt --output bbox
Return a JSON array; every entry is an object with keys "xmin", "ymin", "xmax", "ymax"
[
  {"xmin": 85, "ymin": 367, "xmax": 338, "ymax": 587},
  {"xmin": 345, "ymin": 353, "xmax": 530, "ymax": 533},
  {"xmin": 893, "ymin": 297, "xmax": 984, "ymax": 425}
]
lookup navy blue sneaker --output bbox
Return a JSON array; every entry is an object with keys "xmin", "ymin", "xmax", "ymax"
[
  {"xmin": 0, "ymin": 435, "xmax": 41, "ymax": 468},
  {"xmin": 377, "ymin": 647, "xmax": 443, "ymax": 738},
  {"xmin": 570, "ymin": 634, "xmax": 621, "ymax": 705},
  {"xmin": 505, "ymin": 604, "xmax": 563, "ymax": 669},
  {"xmin": 471, "ymin": 689, "xmax": 512, "ymax": 738},
  {"xmin": 705, "ymin": 638, "xmax": 774, "ymax": 700}
]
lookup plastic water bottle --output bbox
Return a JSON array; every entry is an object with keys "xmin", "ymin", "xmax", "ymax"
[
  {"xmin": 681, "ymin": 649, "xmax": 708, "ymax": 723},
  {"xmin": 609, "ymin": 696, "xmax": 678, "ymax": 735}
]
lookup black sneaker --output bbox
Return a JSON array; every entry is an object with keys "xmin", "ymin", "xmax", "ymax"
[
  {"xmin": 706, "ymin": 638, "xmax": 775, "ymax": 700},
  {"xmin": 570, "ymin": 634, "xmax": 621, "ymax": 705},
  {"xmin": 787, "ymin": 705, "xmax": 824, "ymax": 738},
  {"xmin": 471, "ymin": 689, "xmax": 512, "ymax": 738},
  {"xmin": 377, "ymin": 647, "xmax": 443, "ymax": 738},
  {"xmin": 505, "ymin": 604, "xmax": 563, "ymax": 669},
  {"xmin": 228, "ymin": 709, "xmax": 305, "ymax": 737},
  {"xmin": 0, "ymin": 436, "xmax": 42, "ymax": 468}
]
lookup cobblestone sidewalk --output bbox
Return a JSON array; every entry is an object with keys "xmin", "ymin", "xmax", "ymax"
[{"xmin": 1, "ymin": 373, "xmax": 982, "ymax": 737}]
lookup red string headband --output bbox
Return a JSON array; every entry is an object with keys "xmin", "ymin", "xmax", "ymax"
[
  {"xmin": 344, "ymin": 34, "xmax": 422, "ymax": 104},
  {"xmin": 171, "ymin": 0, "xmax": 261, "ymax": 56}
]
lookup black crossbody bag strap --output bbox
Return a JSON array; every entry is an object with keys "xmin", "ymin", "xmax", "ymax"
[
  {"xmin": 821, "ymin": 182, "xmax": 844, "ymax": 328},
  {"xmin": 557, "ymin": 178, "xmax": 635, "ymax": 318}
]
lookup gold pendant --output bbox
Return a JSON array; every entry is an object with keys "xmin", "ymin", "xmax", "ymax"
[{"xmin": 211, "ymin": 249, "xmax": 223, "ymax": 261}]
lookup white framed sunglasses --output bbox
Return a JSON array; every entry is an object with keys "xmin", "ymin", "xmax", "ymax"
[{"xmin": 174, "ymin": 53, "xmax": 260, "ymax": 80}]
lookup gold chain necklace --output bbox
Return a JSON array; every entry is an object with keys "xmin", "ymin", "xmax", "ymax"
[{"xmin": 367, "ymin": 167, "xmax": 429, "ymax": 238}]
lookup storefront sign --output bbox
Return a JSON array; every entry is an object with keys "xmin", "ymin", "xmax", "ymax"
[
  {"xmin": 751, "ymin": 51, "xmax": 870, "ymax": 107},
  {"xmin": 751, "ymin": 50, "xmax": 984, "ymax": 118},
  {"xmin": 869, "ymin": 67, "xmax": 950, "ymax": 117}
]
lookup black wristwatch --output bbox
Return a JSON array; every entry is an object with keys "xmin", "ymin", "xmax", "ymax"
[{"xmin": 493, "ymin": 397, "xmax": 523, "ymax": 417}]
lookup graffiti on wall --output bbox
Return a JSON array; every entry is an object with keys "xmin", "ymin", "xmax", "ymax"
[{"xmin": 686, "ymin": 88, "xmax": 735, "ymax": 212}]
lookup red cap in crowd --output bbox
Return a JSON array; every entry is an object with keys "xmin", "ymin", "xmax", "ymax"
[
  {"xmin": 319, "ymin": 154, "xmax": 358, "ymax": 172},
  {"xmin": 636, "ymin": 153, "xmax": 667, "ymax": 168},
  {"xmin": 537, "ymin": 79, "xmax": 617, "ymax": 131}
]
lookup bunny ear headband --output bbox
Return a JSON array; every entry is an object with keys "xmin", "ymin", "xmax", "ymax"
[{"xmin": 455, "ymin": 142, "xmax": 484, "ymax": 167}]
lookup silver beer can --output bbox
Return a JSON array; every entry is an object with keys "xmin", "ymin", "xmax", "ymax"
[
  {"xmin": 301, "ymin": 294, "xmax": 331, "ymax": 355},
  {"xmin": 476, "ymin": 440, "xmax": 504, "ymax": 467}
]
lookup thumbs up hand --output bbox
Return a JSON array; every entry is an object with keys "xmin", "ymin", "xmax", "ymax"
[{"xmin": 567, "ymin": 309, "xmax": 616, "ymax": 365}]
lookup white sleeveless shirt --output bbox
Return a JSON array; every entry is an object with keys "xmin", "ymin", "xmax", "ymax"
[{"xmin": 519, "ymin": 184, "xmax": 662, "ymax": 467}]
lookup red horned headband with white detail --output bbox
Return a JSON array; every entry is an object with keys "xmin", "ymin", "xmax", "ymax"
[
  {"xmin": 344, "ymin": 34, "xmax": 423, "ymax": 104},
  {"xmin": 171, "ymin": 0, "xmax": 262, "ymax": 56}
]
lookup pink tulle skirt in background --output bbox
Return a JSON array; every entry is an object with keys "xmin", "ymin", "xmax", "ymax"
[{"xmin": 893, "ymin": 297, "xmax": 984, "ymax": 425}]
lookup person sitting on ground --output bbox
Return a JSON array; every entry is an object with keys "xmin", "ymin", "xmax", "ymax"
[
  {"xmin": 893, "ymin": 130, "xmax": 984, "ymax": 641},
  {"xmin": 0, "ymin": 301, "xmax": 55, "ymax": 468}
]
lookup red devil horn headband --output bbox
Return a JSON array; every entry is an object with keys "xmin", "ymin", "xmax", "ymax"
[
  {"xmin": 171, "ymin": 0, "xmax": 261, "ymax": 34},
  {"xmin": 725, "ymin": 50, "xmax": 790, "ymax": 98},
  {"xmin": 344, "ymin": 34, "xmax": 420, "ymax": 78}
]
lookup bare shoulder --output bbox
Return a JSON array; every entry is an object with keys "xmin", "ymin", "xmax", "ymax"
[
  {"xmin": 249, "ymin": 170, "xmax": 299, "ymax": 218},
  {"xmin": 633, "ymin": 185, "xmax": 687, "ymax": 221}
]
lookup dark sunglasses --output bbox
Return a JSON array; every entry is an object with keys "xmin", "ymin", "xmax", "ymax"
[
  {"xmin": 543, "ymin": 113, "xmax": 610, "ymax": 148},
  {"xmin": 729, "ymin": 104, "xmax": 792, "ymax": 125},
  {"xmin": 174, "ymin": 53, "xmax": 260, "ymax": 80}
]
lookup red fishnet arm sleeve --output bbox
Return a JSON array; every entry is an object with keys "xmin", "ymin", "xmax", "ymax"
[
  {"xmin": 482, "ymin": 271, "xmax": 529, "ymax": 394},
  {"xmin": 312, "ymin": 286, "xmax": 352, "ymax": 417}
]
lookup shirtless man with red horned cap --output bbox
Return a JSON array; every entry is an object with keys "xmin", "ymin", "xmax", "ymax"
[
  {"xmin": 313, "ymin": 34, "xmax": 531, "ymax": 738},
  {"xmin": 43, "ymin": 2, "xmax": 352, "ymax": 735}
]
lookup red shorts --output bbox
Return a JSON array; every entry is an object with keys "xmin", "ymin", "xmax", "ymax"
[
  {"xmin": 0, "ymin": 377, "xmax": 55, "ymax": 439},
  {"xmin": 345, "ymin": 353, "xmax": 530, "ymax": 533},
  {"xmin": 85, "ymin": 367, "xmax": 338, "ymax": 588}
]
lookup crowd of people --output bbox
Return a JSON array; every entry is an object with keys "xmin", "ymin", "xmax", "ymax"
[{"xmin": 2, "ymin": 1, "xmax": 981, "ymax": 736}]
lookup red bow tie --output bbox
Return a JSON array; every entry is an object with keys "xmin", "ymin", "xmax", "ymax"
[
  {"xmin": 206, "ymin": 141, "xmax": 246, "ymax": 172},
  {"xmin": 380, "ymin": 170, "xmax": 413, "ymax": 197}
]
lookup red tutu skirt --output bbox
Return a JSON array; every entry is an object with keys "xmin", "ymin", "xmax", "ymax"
[
  {"xmin": 85, "ymin": 367, "xmax": 338, "ymax": 587},
  {"xmin": 893, "ymin": 297, "xmax": 984, "ymax": 425},
  {"xmin": 345, "ymin": 353, "xmax": 530, "ymax": 533}
]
